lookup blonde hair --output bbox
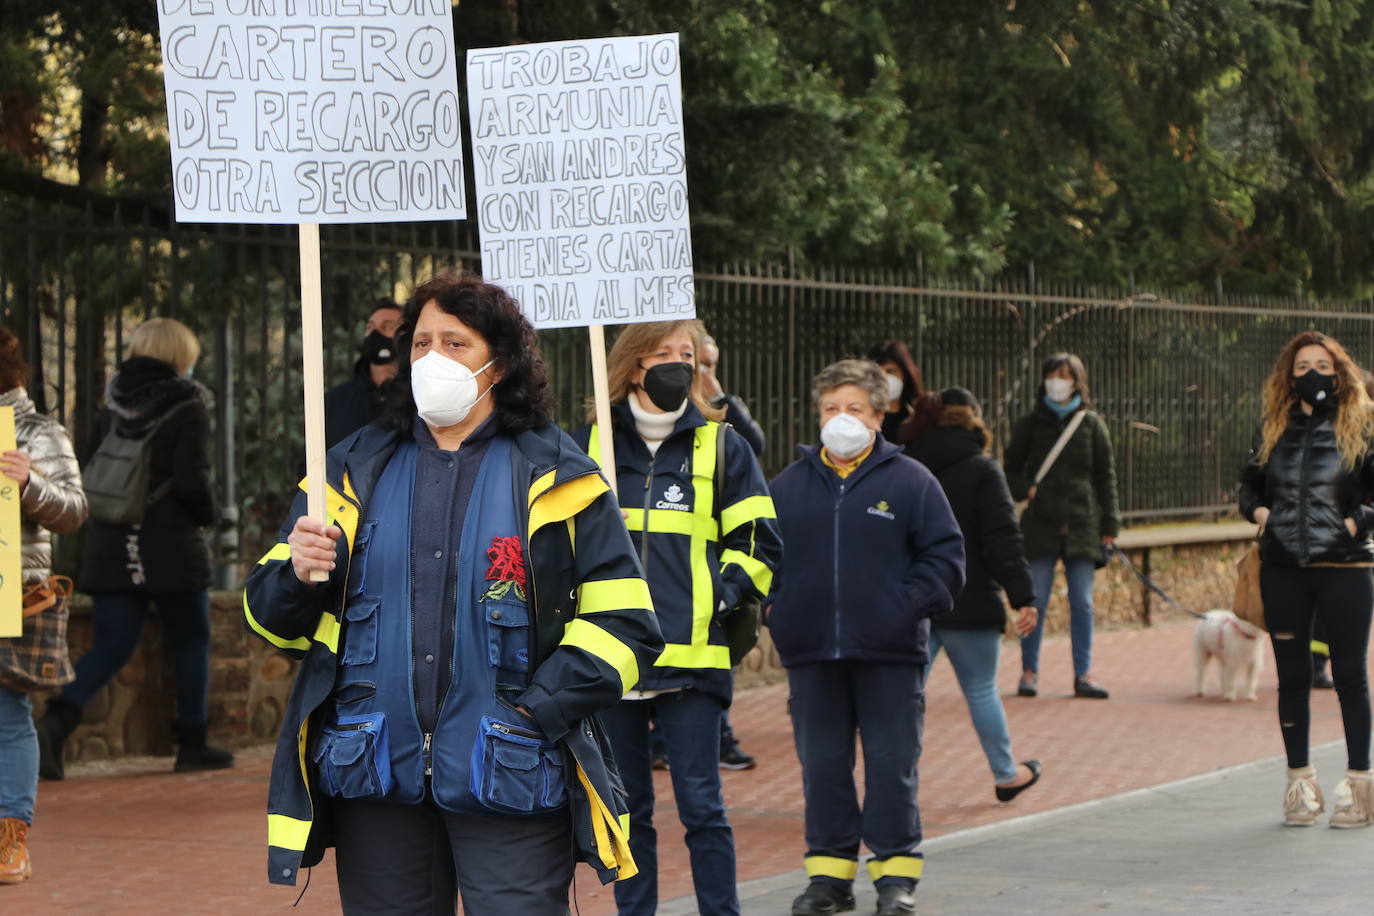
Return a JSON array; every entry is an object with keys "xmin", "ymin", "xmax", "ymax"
[
  {"xmin": 125, "ymin": 318, "xmax": 201, "ymax": 375},
  {"xmin": 1258, "ymin": 330, "xmax": 1374, "ymax": 469},
  {"xmin": 593, "ymin": 320, "xmax": 724, "ymax": 421}
]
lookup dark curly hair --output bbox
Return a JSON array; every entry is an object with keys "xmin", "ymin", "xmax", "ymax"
[
  {"xmin": 383, "ymin": 273, "xmax": 553, "ymax": 434},
  {"xmin": 865, "ymin": 339, "xmax": 941, "ymax": 444},
  {"xmin": 0, "ymin": 327, "xmax": 30, "ymax": 392}
]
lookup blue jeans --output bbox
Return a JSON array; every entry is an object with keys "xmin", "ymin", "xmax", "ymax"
[
  {"xmin": 927, "ymin": 628, "xmax": 1018, "ymax": 783},
  {"xmin": 601, "ymin": 689, "xmax": 738, "ymax": 916},
  {"xmin": 61, "ymin": 590, "xmax": 212, "ymax": 727},
  {"xmin": 0, "ymin": 688, "xmax": 37, "ymax": 823},
  {"xmin": 1020, "ymin": 555, "xmax": 1097, "ymax": 677}
]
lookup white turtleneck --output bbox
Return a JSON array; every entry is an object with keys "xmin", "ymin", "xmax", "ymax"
[{"xmin": 628, "ymin": 393, "xmax": 687, "ymax": 456}]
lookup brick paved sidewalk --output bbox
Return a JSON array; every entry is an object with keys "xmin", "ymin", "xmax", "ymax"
[{"xmin": 2, "ymin": 618, "xmax": 1361, "ymax": 915}]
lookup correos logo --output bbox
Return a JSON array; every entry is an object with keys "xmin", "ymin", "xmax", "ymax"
[{"xmin": 655, "ymin": 484, "xmax": 691, "ymax": 512}]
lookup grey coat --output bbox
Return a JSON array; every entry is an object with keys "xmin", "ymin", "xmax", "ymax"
[{"xmin": 1, "ymin": 387, "xmax": 87, "ymax": 583}]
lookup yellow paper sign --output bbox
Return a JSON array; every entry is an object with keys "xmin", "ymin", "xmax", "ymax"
[{"xmin": 0, "ymin": 406, "xmax": 21, "ymax": 638}]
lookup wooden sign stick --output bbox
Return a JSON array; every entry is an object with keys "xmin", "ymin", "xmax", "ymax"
[
  {"xmin": 588, "ymin": 324, "xmax": 617, "ymax": 495},
  {"xmin": 298, "ymin": 223, "xmax": 330, "ymax": 583}
]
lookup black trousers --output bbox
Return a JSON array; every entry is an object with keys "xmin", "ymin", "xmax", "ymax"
[
  {"xmin": 332, "ymin": 799, "xmax": 574, "ymax": 916},
  {"xmin": 1259, "ymin": 564, "xmax": 1373, "ymax": 771}
]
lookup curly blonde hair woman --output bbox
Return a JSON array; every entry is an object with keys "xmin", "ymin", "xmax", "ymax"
[{"xmin": 1240, "ymin": 330, "xmax": 1374, "ymax": 829}]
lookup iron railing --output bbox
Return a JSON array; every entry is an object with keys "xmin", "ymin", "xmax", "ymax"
[{"xmin": 4, "ymin": 197, "xmax": 1374, "ymax": 579}]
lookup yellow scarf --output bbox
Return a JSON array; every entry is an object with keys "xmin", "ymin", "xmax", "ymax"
[{"xmin": 820, "ymin": 444, "xmax": 873, "ymax": 479}]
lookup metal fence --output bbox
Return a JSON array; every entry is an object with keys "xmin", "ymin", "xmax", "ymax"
[{"xmin": 4, "ymin": 197, "xmax": 1374, "ymax": 578}]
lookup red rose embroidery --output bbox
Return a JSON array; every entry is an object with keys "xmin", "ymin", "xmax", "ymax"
[{"xmin": 480, "ymin": 535, "xmax": 527, "ymax": 603}]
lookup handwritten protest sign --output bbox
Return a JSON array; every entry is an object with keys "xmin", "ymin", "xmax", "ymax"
[
  {"xmin": 156, "ymin": 0, "xmax": 467, "ymax": 224},
  {"xmin": 466, "ymin": 34, "xmax": 695, "ymax": 329},
  {"xmin": 0, "ymin": 408, "xmax": 20, "ymax": 637}
]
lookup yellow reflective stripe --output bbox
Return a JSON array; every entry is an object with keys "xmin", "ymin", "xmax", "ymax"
[
  {"xmin": 618, "ymin": 813, "xmax": 630, "ymax": 840},
  {"xmin": 243, "ymin": 591, "xmax": 310, "ymax": 652},
  {"xmin": 720, "ymin": 547, "xmax": 774, "ymax": 596},
  {"xmin": 805, "ymin": 856, "xmax": 859, "ymax": 880},
  {"xmin": 867, "ymin": 856, "xmax": 925, "ymax": 880},
  {"xmin": 267, "ymin": 814, "xmax": 311, "ymax": 852},
  {"xmin": 258, "ymin": 542, "xmax": 292, "ymax": 564},
  {"xmin": 719, "ymin": 494, "xmax": 776, "ymax": 536},
  {"xmin": 691, "ymin": 422, "xmax": 720, "ymax": 520},
  {"xmin": 573, "ymin": 760, "xmax": 638, "ymax": 879},
  {"xmin": 622, "ymin": 508, "xmax": 718, "ymax": 540},
  {"xmin": 529, "ymin": 469, "xmax": 557, "ymax": 506},
  {"xmin": 531, "ymin": 474, "xmax": 608, "ymax": 537},
  {"xmin": 297, "ymin": 478, "xmax": 360, "ymax": 553},
  {"xmin": 579, "ymin": 578, "xmax": 654, "ymax": 615},
  {"xmin": 655, "ymin": 642, "xmax": 730, "ymax": 670},
  {"xmin": 587, "ymin": 425, "xmax": 603, "ymax": 466},
  {"xmin": 562, "ymin": 618, "xmax": 640, "ymax": 693},
  {"xmin": 1312, "ymin": 639, "xmax": 1331, "ymax": 657},
  {"xmin": 313, "ymin": 612, "xmax": 341, "ymax": 653}
]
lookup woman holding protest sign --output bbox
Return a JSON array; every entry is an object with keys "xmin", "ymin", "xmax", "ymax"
[
  {"xmin": 574, "ymin": 319, "xmax": 782, "ymax": 916},
  {"xmin": 0, "ymin": 326, "xmax": 86, "ymax": 884},
  {"xmin": 244, "ymin": 274, "xmax": 661, "ymax": 913}
]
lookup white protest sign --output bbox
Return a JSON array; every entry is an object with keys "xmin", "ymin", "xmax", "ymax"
[
  {"xmin": 156, "ymin": 0, "xmax": 466, "ymax": 224},
  {"xmin": 466, "ymin": 34, "xmax": 695, "ymax": 328}
]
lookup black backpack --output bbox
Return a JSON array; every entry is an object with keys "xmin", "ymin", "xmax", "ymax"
[
  {"xmin": 82, "ymin": 400, "xmax": 196, "ymax": 526},
  {"xmin": 713, "ymin": 423, "xmax": 762, "ymax": 665}
]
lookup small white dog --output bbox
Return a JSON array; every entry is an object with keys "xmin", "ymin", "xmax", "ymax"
[{"xmin": 1193, "ymin": 610, "xmax": 1265, "ymax": 702}]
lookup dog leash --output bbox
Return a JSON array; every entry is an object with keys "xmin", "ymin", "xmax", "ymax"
[{"xmin": 1107, "ymin": 544, "xmax": 1207, "ymax": 620}]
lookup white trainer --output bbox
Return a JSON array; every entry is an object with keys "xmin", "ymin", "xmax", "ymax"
[
  {"xmin": 1284, "ymin": 765, "xmax": 1324, "ymax": 826},
  {"xmin": 1329, "ymin": 770, "xmax": 1374, "ymax": 829}
]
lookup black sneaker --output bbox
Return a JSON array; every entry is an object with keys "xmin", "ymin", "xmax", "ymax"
[
  {"xmin": 1017, "ymin": 671, "xmax": 1038, "ymax": 697},
  {"xmin": 1073, "ymin": 676, "xmax": 1110, "ymax": 699},
  {"xmin": 791, "ymin": 882, "xmax": 855, "ymax": 916},
  {"xmin": 876, "ymin": 885, "xmax": 917, "ymax": 915},
  {"xmin": 720, "ymin": 743, "xmax": 757, "ymax": 770}
]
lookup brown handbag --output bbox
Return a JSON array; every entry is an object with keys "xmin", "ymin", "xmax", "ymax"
[
  {"xmin": 0, "ymin": 575, "xmax": 76, "ymax": 692},
  {"xmin": 1233, "ymin": 544, "xmax": 1267, "ymax": 632}
]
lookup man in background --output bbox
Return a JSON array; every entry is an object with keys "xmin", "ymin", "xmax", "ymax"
[{"xmin": 324, "ymin": 299, "xmax": 402, "ymax": 448}]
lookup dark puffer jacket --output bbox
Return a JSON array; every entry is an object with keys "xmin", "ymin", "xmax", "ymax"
[
  {"xmin": 79, "ymin": 357, "xmax": 217, "ymax": 594},
  {"xmin": 1004, "ymin": 401, "xmax": 1120, "ymax": 568},
  {"xmin": 910, "ymin": 424, "xmax": 1035, "ymax": 631},
  {"xmin": 1238, "ymin": 403, "xmax": 1374, "ymax": 567}
]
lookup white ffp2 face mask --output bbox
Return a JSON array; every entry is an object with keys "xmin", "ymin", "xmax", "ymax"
[
  {"xmin": 820, "ymin": 413, "xmax": 874, "ymax": 459},
  {"xmin": 410, "ymin": 350, "xmax": 495, "ymax": 428},
  {"xmin": 1044, "ymin": 377, "xmax": 1075, "ymax": 402},
  {"xmin": 885, "ymin": 373, "xmax": 904, "ymax": 403}
]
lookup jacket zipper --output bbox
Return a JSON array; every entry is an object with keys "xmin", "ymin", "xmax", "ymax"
[
  {"xmin": 832, "ymin": 479, "xmax": 846, "ymax": 659},
  {"xmin": 1298, "ymin": 418, "xmax": 1314, "ymax": 564},
  {"xmin": 422, "ymin": 732, "xmax": 432, "ymax": 776},
  {"xmin": 640, "ymin": 450, "xmax": 656, "ymax": 575},
  {"xmin": 334, "ymin": 719, "xmax": 373, "ymax": 731},
  {"xmin": 491, "ymin": 721, "xmax": 542, "ymax": 740}
]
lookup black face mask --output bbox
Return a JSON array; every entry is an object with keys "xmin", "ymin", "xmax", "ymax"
[
  {"xmin": 639, "ymin": 362, "xmax": 695, "ymax": 412},
  {"xmin": 1294, "ymin": 368, "xmax": 1336, "ymax": 407},
  {"xmin": 361, "ymin": 330, "xmax": 396, "ymax": 365}
]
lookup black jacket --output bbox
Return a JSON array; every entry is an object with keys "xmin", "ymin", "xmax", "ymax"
[
  {"xmin": 79, "ymin": 357, "xmax": 217, "ymax": 594},
  {"xmin": 911, "ymin": 425, "xmax": 1035, "ymax": 630},
  {"xmin": 714, "ymin": 394, "xmax": 766, "ymax": 457},
  {"xmin": 324, "ymin": 360, "xmax": 393, "ymax": 449},
  {"xmin": 1239, "ymin": 403, "xmax": 1374, "ymax": 567}
]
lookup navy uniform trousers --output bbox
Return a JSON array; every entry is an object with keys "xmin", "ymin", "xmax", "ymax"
[{"xmin": 788, "ymin": 661, "xmax": 926, "ymax": 890}]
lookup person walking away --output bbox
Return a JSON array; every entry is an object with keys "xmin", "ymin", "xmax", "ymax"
[
  {"xmin": 1239, "ymin": 330, "xmax": 1374, "ymax": 828},
  {"xmin": 324, "ymin": 298, "xmax": 403, "ymax": 448},
  {"xmin": 575, "ymin": 319, "xmax": 782, "ymax": 916},
  {"xmin": 244, "ymin": 274, "xmax": 662, "ymax": 911},
  {"xmin": 767, "ymin": 360, "xmax": 964, "ymax": 916},
  {"xmin": 910, "ymin": 388, "xmax": 1042, "ymax": 802},
  {"xmin": 37, "ymin": 318, "xmax": 233, "ymax": 778},
  {"xmin": 0, "ymin": 326, "xmax": 86, "ymax": 883},
  {"xmin": 866, "ymin": 341, "xmax": 941, "ymax": 448},
  {"xmin": 1004, "ymin": 353, "xmax": 1119, "ymax": 699}
]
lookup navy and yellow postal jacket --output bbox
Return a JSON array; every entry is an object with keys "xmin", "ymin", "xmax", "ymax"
[
  {"xmin": 243, "ymin": 419, "xmax": 663, "ymax": 886},
  {"xmin": 574, "ymin": 400, "xmax": 782, "ymax": 701}
]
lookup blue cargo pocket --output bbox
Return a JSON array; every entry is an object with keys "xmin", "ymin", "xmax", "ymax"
[
  {"xmin": 485, "ymin": 602, "xmax": 530, "ymax": 688},
  {"xmin": 312, "ymin": 713, "xmax": 393, "ymax": 799},
  {"xmin": 347, "ymin": 521, "xmax": 378, "ymax": 600},
  {"xmin": 470, "ymin": 716, "xmax": 567, "ymax": 814},
  {"xmin": 342, "ymin": 598, "xmax": 380, "ymax": 666}
]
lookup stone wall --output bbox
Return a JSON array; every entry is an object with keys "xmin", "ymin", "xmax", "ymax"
[
  {"xmin": 48, "ymin": 592, "xmax": 297, "ymax": 763},
  {"xmin": 43, "ymin": 539, "xmax": 1248, "ymax": 761}
]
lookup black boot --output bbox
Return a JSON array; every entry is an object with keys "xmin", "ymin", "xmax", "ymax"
[
  {"xmin": 173, "ymin": 724, "xmax": 236, "ymax": 773},
  {"xmin": 1313, "ymin": 653, "xmax": 1335, "ymax": 689},
  {"xmin": 36, "ymin": 698, "xmax": 82, "ymax": 781}
]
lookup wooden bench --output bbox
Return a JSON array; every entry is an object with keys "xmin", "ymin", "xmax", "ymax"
[{"xmin": 1115, "ymin": 521, "xmax": 1258, "ymax": 624}]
